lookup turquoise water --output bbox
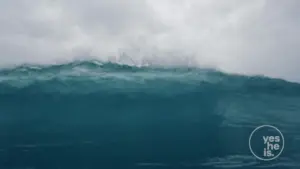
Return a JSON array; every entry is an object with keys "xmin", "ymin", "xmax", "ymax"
[{"xmin": 0, "ymin": 61, "xmax": 300, "ymax": 169}]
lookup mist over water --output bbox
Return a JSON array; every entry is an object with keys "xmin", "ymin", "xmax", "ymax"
[
  {"xmin": 0, "ymin": 61, "xmax": 300, "ymax": 169},
  {"xmin": 1, "ymin": 0, "xmax": 300, "ymax": 82}
]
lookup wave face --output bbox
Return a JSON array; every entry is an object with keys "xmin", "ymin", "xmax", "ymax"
[{"xmin": 0, "ymin": 61, "xmax": 300, "ymax": 169}]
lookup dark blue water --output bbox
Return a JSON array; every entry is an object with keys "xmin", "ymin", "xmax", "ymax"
[{"xmin": 0, "ymin": 61, "xmax": 299, "ymax": 169}]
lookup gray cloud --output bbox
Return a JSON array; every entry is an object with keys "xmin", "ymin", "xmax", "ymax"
[{"xmin": 0, "ymin": 0, "xmax": 300, "ymax": 82}]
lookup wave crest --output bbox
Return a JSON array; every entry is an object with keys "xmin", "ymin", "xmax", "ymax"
[{"xmin": 0, "ymin": 60, "xmax": 300, "ymax": 95}]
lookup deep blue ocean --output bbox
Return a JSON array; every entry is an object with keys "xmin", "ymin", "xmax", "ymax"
[{"xmin": 0, "ymin": 60, "xmax": 299, "ymax": 169}]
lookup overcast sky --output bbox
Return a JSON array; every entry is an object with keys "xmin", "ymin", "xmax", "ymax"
[{"xmin": 0, "ymin": 0, "xmax": 299, "ymax": 82}]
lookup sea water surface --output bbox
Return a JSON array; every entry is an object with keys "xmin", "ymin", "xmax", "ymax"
[{"xmin": 0, "ymin": 61, "xmax": 299, "ymax": 169}]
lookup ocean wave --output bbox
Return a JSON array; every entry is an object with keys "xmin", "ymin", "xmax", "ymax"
[{"xmin": 0, "ymin": 60, "xmax": 300, "ymax": 169}]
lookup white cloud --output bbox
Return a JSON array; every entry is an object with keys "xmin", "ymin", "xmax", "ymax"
[{"xmin": 0, "ymin": 0, "xmax": 300, "ymax": 82}]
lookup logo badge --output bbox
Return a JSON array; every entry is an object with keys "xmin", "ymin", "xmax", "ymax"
[{"xmin": 249, "ymin": 125, "xmax": 284, "ymax": 161}]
